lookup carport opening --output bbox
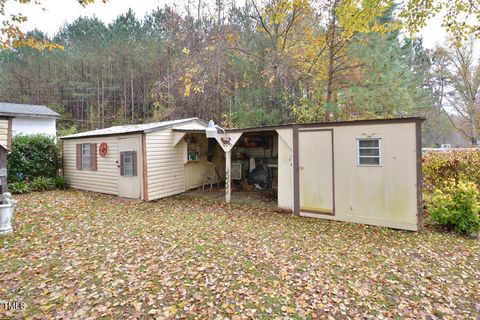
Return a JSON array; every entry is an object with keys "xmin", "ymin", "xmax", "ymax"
[
  {"xmin": 183, "ymin": 129, "xmax": 279, "ymax": 207},
  {"xmin": 229, "ymin": 130, "xmax": 278, "ymax": 204}
]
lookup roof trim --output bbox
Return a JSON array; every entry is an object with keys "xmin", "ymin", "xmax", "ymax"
[
  {"xmin": 172, "ymin": 129, "xmax": 207, "ymax": 134},
  {"xmin": 60, "ymin": 131, "xmax": 144, "ymax": 140},
  {"xmin": 0, "ymin": 112, "xmax": 58, "ymax": 119},
  {"xmin": 226, "ymin": 117, "xmax": 425, "ymax": 133},
  {"xmin": 142, "ymin": 118, "xmax": 208, "ymax": 133},
  {"xmin": 60, "ymin": 118, "xmax": 204, "ymax": 140},
  {"xmin": 0, "ymin": 102, "xmax": 60, "ymax": 117}
]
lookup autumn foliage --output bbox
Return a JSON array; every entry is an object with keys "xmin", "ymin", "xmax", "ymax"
[
  {"xmin": 423, "ymin": 150, "xmax": 480, "ymax": 235},
  {"xmin": 428, "ymin": 179, "xmax": 480, "ymax": 235},
  {"xmin": 422, "ymin": 150, "xmax": 480, "ymax": 192}
]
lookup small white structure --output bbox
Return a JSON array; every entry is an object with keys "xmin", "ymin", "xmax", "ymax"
[
  {"xmin": 0, "ymin": 102, "xmax": 59, "ymax": 137},
  {"xmin": 61, "ymin": 118, "xmax": 222, "ymax": 200}
]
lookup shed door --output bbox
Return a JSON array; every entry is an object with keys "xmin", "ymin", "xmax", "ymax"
[
  {"xmin": 298, "ymin": 129, "xmax": 334, "ymax": 215},
  {"xmin": 118, "ymin": 137, "xmax": 141, "ymax": 199}
]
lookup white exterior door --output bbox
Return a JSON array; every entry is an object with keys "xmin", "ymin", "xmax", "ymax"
[
  {"xmin": 298, "ymin": 129, "xmax": 334, "ymax": 215},
  {"xmin": 118, "ymin": 137, "xmax": 141, "ymax": 199}
]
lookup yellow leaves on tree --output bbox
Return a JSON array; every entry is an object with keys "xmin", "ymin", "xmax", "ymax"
[
  {"xmin": 180, "ymin": 64, "xmax": 204, "ymax": 97},
  {"xmin": 336, "ymin": 0, "xmax": 399, "ymax": 39},
  {"xmin": 399, "ymin": 0, "xmax": 480, "ymax": 44},
  {"xmin": 0, "ymin": 0, "xmax": 100, "ymax": 50}
]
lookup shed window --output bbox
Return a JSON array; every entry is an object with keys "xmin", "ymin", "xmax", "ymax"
[
  {"xmin": 76, "ymin": 143, "xmax": 97, "ymax": 171},
  {"xmin": 120, "ymin": 151, "xmax": 137, "ymax": 177},
  {"xmin": 82, "ymin": 144, "xmax": 91, "ymax": 170},
  {"xmin": 357, "ymin": 138, "xmax": 381, "ymax": 166}
]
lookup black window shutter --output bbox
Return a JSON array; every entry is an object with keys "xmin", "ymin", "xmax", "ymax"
[
  {"xmin": 120, "ymin": 152, "xmax": 125, "ymax": 176},
  {"xmin": 132, "ymin": 151, "xmax": 137, "ymax": 177},
  {"xmin": 90, "ymin": 143, "xmax": 97, "ymax": 171},
  {"xmin": 76, "ymin": 144, "xmax": 82, "ymax": 170}
]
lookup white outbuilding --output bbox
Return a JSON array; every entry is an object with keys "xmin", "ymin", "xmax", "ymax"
[
  {"xmin": 61, "ymin": 117, "xmax": 423, "ymax": 231},
  {"xmin": 0, "ymin": 102, "xmax": 58, "ymax": 137},
  {"xmin": 61, "ymin": 118, "xmax": 221, "ymax": 200}
]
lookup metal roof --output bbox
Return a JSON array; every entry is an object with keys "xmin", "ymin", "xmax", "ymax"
[
  {"xmin": 225, "ymin": 117, "xmax": 425, "ymax": 133},
  {"xmin": 0, "ymin": 102, "xmax": 60, "ymax": 117},
  {"xmin": 61, "ymin": 118, "xmax": 203, "ymax": 139},
  {"xmin": 61, "ymin": 116, "xmax": 424, "ymax": 139}
]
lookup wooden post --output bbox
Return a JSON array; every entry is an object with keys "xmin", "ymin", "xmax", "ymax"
[
  {"xmin": 214, "ymin": 132, "xmax": 242, "ymax": 205},
  {"xmin": 225, "ymin": 150, "xmax": 231, "ymax": 204}
]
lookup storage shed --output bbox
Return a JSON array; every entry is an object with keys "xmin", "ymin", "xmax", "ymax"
[
  {"xmin": 61, "ymin": 117, "xmax": 423, "ymax": 231},
  {"xmin": 60, "ymin": 118, "xmax": 224, "ymax": 200},
  {"xmin": 206, "ymin": 117, "xmax": 423, "ymax": 231}
]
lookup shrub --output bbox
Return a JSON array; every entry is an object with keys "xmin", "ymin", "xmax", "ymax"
[
  {"xmin": 7, "ymin": 134, "xmax": 61, "ymax": 183},
  {"xmin": 429, "ymin": 179, "xmax": 480, "ymax": 235},
  {"xmin": 30, "ymin": 177, "xmax": 54, "ymax": 191},
  {"xmin": 53, "ymin": 175, "xmax": 69, "ymax": 189},
  {"xmin": 9, "ymin": 181, "xmax": 31, "ymax": 194},
  {"xmin": 423, "ymin": 150, "xmax": 480, "ymax": 193}
]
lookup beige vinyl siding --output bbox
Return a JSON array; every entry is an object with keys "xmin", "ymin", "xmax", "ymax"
[
  {"xmin": 172, "ymin": 121, "xmax": 208, "ymax": 130},
  {"xmin": 0, "ymin": 119, "xmax": 9, "ymax": 150},
  {"xmin": 146, "ymin": 128, "xmax": 186, "ymax": 200},
  {"xmin": 63, "ymin": 136, "xmax": 119, "ymax": 195}
]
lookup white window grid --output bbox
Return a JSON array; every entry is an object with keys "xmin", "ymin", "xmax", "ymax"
[{"xmin": 356, "ymin": 138, "xmax": 382, "ymax": 166}]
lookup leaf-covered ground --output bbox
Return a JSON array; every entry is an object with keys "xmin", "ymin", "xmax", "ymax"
[{"xmin": 1, "ymin": 190, "xmax": 479, "ymax": 319}]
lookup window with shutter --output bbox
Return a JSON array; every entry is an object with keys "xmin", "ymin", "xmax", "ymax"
[{"xmin": 76, "ymin": 143, "xmax": 97, "ymax": 171}]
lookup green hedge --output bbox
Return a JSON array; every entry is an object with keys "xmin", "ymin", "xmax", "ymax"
[
  {"xmin": 429, "ymin": 178, "xmax": 480, "ymax": 235},
  {"xmin": 7, "ymin": 134, "xmax": 62, "ymax": 182},
  {"xmin": 423, "ymin": 150, "xmax": 480, "ymax": 235},
  {"xmin": 423, "ymin": 150, "xmax": 480, "ymax": 193}
]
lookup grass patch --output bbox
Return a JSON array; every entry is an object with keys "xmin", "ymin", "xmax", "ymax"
[{"xmin": 0, "ymin": 190, "xmax": 478, "ymax": 319}]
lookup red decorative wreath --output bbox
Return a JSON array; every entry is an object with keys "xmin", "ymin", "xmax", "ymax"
[{"xmin": 99, "ymin": 142, "xmax": 108, "ymax": 157}]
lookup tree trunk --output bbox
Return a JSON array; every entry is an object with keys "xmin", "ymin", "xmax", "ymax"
[
  {"xmin": 325, "ymin": 0, "xmax": 340, "ymax": 121},
  {"xmin": 97, "ymin": 73, "xmax": 101, "ymax": 129},
  {"xmin": 469, "ymin": 109, "xmax": 477, "ymax": 146},
  {"xmin": 123, "ymin": 77, "xmax": 127, "ymax": 124},
  {"xmin": 143, "ymin": 77, "xmax": 147, "ymax": 122},
  {"xmin": 101, "ymin": 72, "xmax": 105, "ymax": 128},
  {"xmin": 326, "ymin": 10, "xmax": 337, "ymax": 105},
  {"xmin": 131, "ymin": 66, "xmax": 135, "ymax": 124}
]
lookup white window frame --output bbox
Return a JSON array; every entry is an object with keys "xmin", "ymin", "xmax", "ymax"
[
  {"xmin": 82, "ymin": 143, "xmax": 91, "ymax": 170},
  {"xmin": 122, "ymin": 151, "xmax": 134, "ymax": 177},
  {"xmin": 356, "ymin": 138, "xmax": 382, "ymax": 166}
]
